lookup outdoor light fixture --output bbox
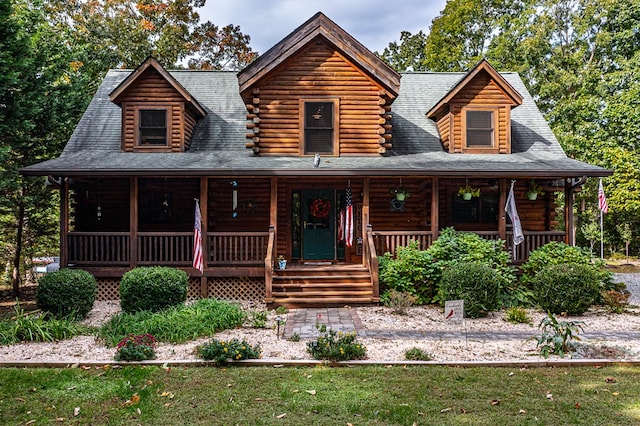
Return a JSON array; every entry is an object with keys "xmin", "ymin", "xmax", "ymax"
[{"xmin": 231, "ymin": 180, "xmax": 238, "ymax": 218}]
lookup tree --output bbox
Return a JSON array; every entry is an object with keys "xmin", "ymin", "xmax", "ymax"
[
  {"xmin": 0, "ymin": 0, "xmax": 90, "ymax": 296},
  {"xmin": 379, "ymin": 30, "xmax": 428, "ymax": 72}
]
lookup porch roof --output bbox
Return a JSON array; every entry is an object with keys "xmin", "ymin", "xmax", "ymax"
[{"xmin": 22, "ymin": 68, "xmax": 611, "ymax": 178}]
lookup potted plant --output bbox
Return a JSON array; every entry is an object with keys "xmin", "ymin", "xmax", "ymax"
[
  {"xmin": 525, "ymin": 181, "xmax": 545, "ymax": 200},
  {"xmin": 277, "ymin": 255, "xmax": 287, "ymax": 270},
  {"xmin": 390, "ymin": 187, "xmax": 410, "ymax": 201},
  {"xmin": 458, "ymin": 184, "xmax": 481, "ymax": 200}
]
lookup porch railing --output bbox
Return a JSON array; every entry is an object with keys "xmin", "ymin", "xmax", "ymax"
[
  {"xmin": 507, "ymin": 231, "xmax": 566, "ymax": 263},
  {"xmin": 208, "ymin": 232, "xmax": 270, "ymax": 265},
  {"xmin": 67, "ymin": 232, "xmax": 130, "ymax": 265},
  {"xmin": 138, "ymin": 232, "xmax": 192, "ymax": 265},
  {"xmin": 264, "ymin": 226, "xmax": 275, "ymax": 302},
  {"xmin": 364, "ymin": 225, "xmax": 379, "ymax": 299},
  {"xmin": 373, "ymin": 230, "xmax": 433, "ymax": 256}
]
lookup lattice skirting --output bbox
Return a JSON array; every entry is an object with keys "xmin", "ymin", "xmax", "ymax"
[{"xmin": 95, "ymin": 277, "xmax": 265, "ymax": 302}]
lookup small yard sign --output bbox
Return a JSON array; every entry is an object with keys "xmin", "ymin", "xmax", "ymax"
[{"xmin": 444, "ymin": 300, "xmax": 464, "ymax": 324}]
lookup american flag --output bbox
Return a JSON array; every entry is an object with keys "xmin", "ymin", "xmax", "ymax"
[
  {"xmin": 598, "ymin": 179, "xmax": 609, "ymax": 213},
  {"xmin": 345, "ymin": 187, "xmax": 353, "ymax": 247},
  {"xmin": 193, "ymin": 200, "xmax": 204, "ymax": 274}
]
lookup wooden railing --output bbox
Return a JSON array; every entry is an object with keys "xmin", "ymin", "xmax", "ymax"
[
  {"xmin": 364, "ymin": 225, "xmax": 379, "ymax": 299},
  {"xmin": 208, "ymin": 232, "xmax": 270, "ymax": 265},
  {"xmin": 264, "ymin": 226, "xmax": 275, "ymax": 302},
  {"xmin": 373, "ymin": 230, "xmax": 433, "ymax": 256},
  {"xmin": 507, "ymin": 231, "xmax": 565, "ymax": 263},
  {"xmin": 67, "ymin": 232, "xmax": 130, "ymax": 265},
  {"xmin": 138, "ymin": 232, "xmax": 192, "ymax": 265}
]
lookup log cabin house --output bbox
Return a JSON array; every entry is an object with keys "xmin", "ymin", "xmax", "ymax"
[{"xmin": 22, "ymin": 12, "xmax": 611, "ymax": 307}]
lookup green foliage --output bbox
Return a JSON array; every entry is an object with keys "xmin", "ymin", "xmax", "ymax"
[
  {"xmin": 249, "ymin": 310, "xmax": 268, "ymax": 328},
  {"xmin": 196, "ymin": 338, "xmax": 261, "ymax": 365},
  {"xmin": 522, "ymin": 241, "xmax": 613, "ymax": 292},
  {"xmin": 119, "ymin": 267, "xmax": 188, "ymax": 314},
  {"xmin": 533, "ymin": 263, "xmax": 600, "ymax": 315},
  {"xmin": 35, "ymin": 269, "xmax": 96, "ymax": 320},
  {"xmin": 275, "ymin": 306, "xmax": 288, "ymax": 315},
  {"xmin": 504, "ymin": 307, "xmax": 531, "ymax": 324},
  {"xmin": 0, "ymin": 303, "xmax": 88, "ymax": 345},
  {"xmin": 535, "ymin": 312, "xmax": 584, "ymax": 358},
  {"xmin": 378, "ymin": 240, "xmax": 437, "ymax": 304},
  {"xmin": 306, "ymin": 325, "xmax": 367, "ymax": 362},
  {"xmin": 289, "ymin": 332, "xmax": 301, "ymax": 342},
  {"xmin": 98, "ymin": 298, "xmax": 245, "ymax": 346},
  {"xmin": 404, "ymin": 347, "xmax": 433, "ymax": 361},
  {"xmin": 437, "ymin": 261, "xmax": 502, "ymax": 318},
  {"xmin": 382, "ymin": 289, "xmax": 417, "ymax": 315},
  {"xmin": 114, "ymin": 334, "xmax": 156, "ymax": 362}
]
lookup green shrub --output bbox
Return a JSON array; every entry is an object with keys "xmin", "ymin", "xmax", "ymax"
[
  {"xmin": 601, "ymin": 289, "xmax": 631, "ymax": 313},
  {"xmin": 36, "ymin": 269, "xmax": 96, "ymax": 320},
  {"xmin": 437, "ymin": 261, "xmax": 502, "ymax": 318},
  {"xmin": 114, "ymin": 333, "xmax": 156, "ymax": 361},
  {"xmin": 521, "ymin": 242, "xmax": 613, "ymax": 295},
  {"xmin": 535, "ymin": 312, "xmax": 584, "ymax": 358},
  {"xmin": 504, "ymin": 307, "xmax": 531, "ymax": 324},
  {"xmin": 99, "ymin": 298, "xmax": 245, "ymax": 346},
  {"xmin": 378, "ymin": 240, "xmax": 437, "ymax": 304},
  {"xmin": 196, "ymin": 338, "xmax": 261, "ymax": 365},
  {"xmin": 306, "ymin": 324, "xmax": 367, "ymax": 361},
  {"xmin": 119, "ymin": 267, "xmax": 188, "ymax": 313},
  {"xmin": 532, "ymin": 263, "xmax": 600, "ymax": 315},
  {"xmin": 405, "ymin": 347, "xmax": 433, "ymax": 361},
  {"xmin": 0, "ymin": 304, "xmax": 89, "ymax": 344},
  {"xmin": 249, "ymin": 310, "xmax": 268, "ymax": 328}
]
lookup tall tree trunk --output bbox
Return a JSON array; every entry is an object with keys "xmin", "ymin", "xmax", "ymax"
[{"xmin": 11, "ymin": 202, "xmax": 25, "ymax": 299}]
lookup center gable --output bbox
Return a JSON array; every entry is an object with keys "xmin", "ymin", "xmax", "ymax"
[{"xmin": 238, "ymin": 12, "xmax": 400, "ymax": 156}]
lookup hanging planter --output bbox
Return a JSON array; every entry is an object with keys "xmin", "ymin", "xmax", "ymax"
[
  {"xmin": 525, "ymin": 180, "xmax": 545, "ymax": 200},
  {"xmin": 458, "ymin": 184, "xmax": 481, "ymax": 200},
  {"xmin": 390, "ymin": 187, "xmax": 410, "ymax": 201}
]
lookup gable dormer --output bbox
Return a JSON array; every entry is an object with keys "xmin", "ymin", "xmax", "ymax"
[
  {"xmin": 237, "ymin": 12, "xmax": 401, "ymax": 156},
  {"xmin": 109, "ymin": 57, "xmax": 206, "ymax": 153},
  {"xmin": 427, "ymin": 60, "xmax": 522, "ymax": 154}
]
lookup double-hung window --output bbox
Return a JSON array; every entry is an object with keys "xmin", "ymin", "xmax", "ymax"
[{"xmin": 301, "ymin": 100, "xmax": 338, "ymax": 155}]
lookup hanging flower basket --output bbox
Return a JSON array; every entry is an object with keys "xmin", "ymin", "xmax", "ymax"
[{"xmin": 310, "ymin": 198, "xmax": 331, "ymax": 219}]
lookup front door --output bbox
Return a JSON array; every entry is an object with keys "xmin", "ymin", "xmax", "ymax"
[{"xmin": 302, "ymin": 189, "xmax": 335, "ymax": 260}]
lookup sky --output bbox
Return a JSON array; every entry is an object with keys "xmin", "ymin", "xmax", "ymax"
[{"xmin": 197, "ymin": 0, "xmax": 449, "ymax": 55}]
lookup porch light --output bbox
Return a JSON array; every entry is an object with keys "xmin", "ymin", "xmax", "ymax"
[
  {"xmin": 231, "ymin": 180, "xmax": 238, "ymax": 218},
  {"xmin": 96, "ymin": 205, "xmax": 102, "ymax": 221}
]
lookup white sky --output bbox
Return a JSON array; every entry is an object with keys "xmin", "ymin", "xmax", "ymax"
[{"xmin": 197, "ymin": 0, "xmax": 449, "ymax": 55}]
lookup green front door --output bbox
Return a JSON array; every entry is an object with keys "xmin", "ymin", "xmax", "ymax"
[{"xmin": 302, "ymin": 189, "xmax": 335, "ymax": 260}]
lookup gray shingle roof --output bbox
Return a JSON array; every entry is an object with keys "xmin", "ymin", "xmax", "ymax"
[{"xmin": 21, "ymin": 69, "xmax": 610, "ymax": 177}]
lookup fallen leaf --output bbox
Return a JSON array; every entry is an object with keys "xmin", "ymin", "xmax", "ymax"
[
  {"xmin": 605, "ymin": 377, "xmax": 617, "ymax": 383},
  {"xmin": 164, "ymin": 403, "xmax": 172, "ymax": 407},
  {"xmin": 55, "ymin": 418, "xmax": 65, "ymax": 422},
  {"xmin": 276, "ymin": 413, "xmax": 287, "ymax": 419},
  {"xmin": 227, "ymin": 383, "xmax": 233, "ymax": 387},
  {"xmin": 16, "ymin": 398, "xmax": 25, "ymax": 403},
  {"xmin": 67, "ymin": 386, "xmax": 76, "ymax": 391},
  {"xmin": 491, "ymin": 400, "xmax": 500, "ymax": 406},
  {"xmin": 546, "ymin": 393, "xmax": 553, "ymax": 400},
  {"xmin": 518, "ymin": 409, "xmax": 527, "ymax": 415},
  {"xmin": 440, "ymin": 407, "xmax": 452, "ymax": 413},
  {"xmin": 255, "ymin": 397, "xmax": 263, "ymax": 401},
  {"xmin": 306, "ymin": 375, "xmax": 312, "ymax": 379},
  {"xmin": 24, "ymin": 421, "xmax": 36, "ymax": 425},
  {"xmin": 73, "ymin": 407, "xmax": 80, "ymax": 417},
  {"xmin": 160, "ymin": 391, "xmax": 174, "ymax": 399},
  {"xmin": 81, "ymin": 365, "xmax": 91, "ymax": 370},
  {"xmin": 305, "ymin": 390, "xmax": 317, "ymax": 395},
  {"xmin": 460, "ymin": 407, "xmax": 467, "ymax": 414},
  {"xmin": 136, "ymin": 408, "xmax": 141, "ymax": 415},
  {"xmin": 575, "ymin": 402, "xmax": 581, "ymax": 409},
  {"xmin": 613, "ymin": 392, "xmax": 620, "ymax": 396},
  {"xmin": 509, "ymin": 372, "xmax": 515, "ymax": 377}
]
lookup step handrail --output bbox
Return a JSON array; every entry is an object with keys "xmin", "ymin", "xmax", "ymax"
[
  {"xmin": 364, "ymin": 224, "xmax": 379, "ymax": 299},
  {"xmin": 264, "ymin": 225, "xmax": 275, "ymax": 302}
]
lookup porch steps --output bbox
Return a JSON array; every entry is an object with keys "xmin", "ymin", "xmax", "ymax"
[{"xmin": 271, "ymin": 264, "xmax": 377, "ymax": 308}]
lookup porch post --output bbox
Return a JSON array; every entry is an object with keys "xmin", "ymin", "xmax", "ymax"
[
  {"xmin": 430, "ymin": 177, "xmax": 439, "ymax": 244},
  {"xmin": 498, "ymin": 178, "xmax": 507, "ymax": 241},
  {"xmin": 270, "ymin": 176, "xmax": 277, "ymax": 254},
  {"xmin": 199, "ymin": 177, "xmax": 208, "ymax": 297},
  {"xmin": 129, "ymin": 177, "xmax": 138, "ymax": 269},
  {"xmin": 363, "ymin": 177, "xmax": 370, "ymax": 266},
  {"xmin": 59, "ymin": 178, "xmax": 69, "ymax": 268},
  {"xmin": 565, "ymin": 180, "xmax": 574, "ymax": 245}
]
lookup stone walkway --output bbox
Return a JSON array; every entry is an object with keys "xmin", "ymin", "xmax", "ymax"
[{"xmin": 284, "ymin": 307, "xmax": 640, "ymax": 342}]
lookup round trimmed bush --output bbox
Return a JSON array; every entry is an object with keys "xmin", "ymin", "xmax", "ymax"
[
  {"xmin": 36, "ymin": 269, "xmax": 96, "ymax": 320},
  {"xmin": 532, "ymin": 263, "xmax": 599, "ymax": 315},
  {"xmin": 437, "ymin": 261, "xmax": 502, "ymax": 318},
  {"xmin": 119, "ymin": 266, "xmax": 188, "ymax": 313}
]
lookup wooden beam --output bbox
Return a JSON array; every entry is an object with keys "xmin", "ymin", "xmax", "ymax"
[
  {"xmin": 498, "ymin": 178, "xmax": 507, "ymax": 241},
  {"xmin": 565, "ymin": 180, "xmax": 574, "ymax": 245},
  {"xmin": 363, "ymin": 177, "xmax": 370, "ymax": 266},
  {"xmin": 129, "ymin": 177, "xmax": 138, "ymax": 269},
  {"xmin": 200, "ymin": 177, "xmax": 208, "ymax": 297},
  {"xmin": 431, "ymin": 177, "xmax": 439, "ymax": 242},
  {"xmin": 60, "ymin": 178, "xmax": 69, "ymax": 268}
]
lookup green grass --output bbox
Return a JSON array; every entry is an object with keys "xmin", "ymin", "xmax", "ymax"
[
  {"xmin": 0, "ymin": 365, "xmax": 639, "ymax": 424},
  {"xmin": 0, "ymin": 304, "xmax": 89, "ymax": 345},
  {"xmin": 97, "ymin": 298, "xmax": 246, "ymax": 346}
]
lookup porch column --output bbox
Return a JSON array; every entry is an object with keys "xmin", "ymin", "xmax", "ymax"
[
  {"xmin": 565, "ymin": 180, "xmax": 574, "ymax": 245},
  {"xmin": 430, "ymin": 177, "xmax": 439, "ymax": 243},
  {"xmin": 270, "ymin": 177, "xmax": 277, "ymax": 252},
  {"xmin": 498, "ymin": 178, "xmax": 507, "ymax": 241},
  {"xmin": 199, "ymin": 177, "xmax": 208, "ymax": 297},
  {"xmin": 129, "ymin": 177, "xmax": 138, "ymax": 269},
  {"xmin": 363, "ymin": 177, "xmax": 370, "ymax": 265},
  {"xmin": 59, "ymin": 178, "xmax": 69, "ymax": 268}
]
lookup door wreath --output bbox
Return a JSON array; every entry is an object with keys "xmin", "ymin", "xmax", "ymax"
[{"xmin": 310, "ymin": 198, "xmax": 331, "ymax": 219}]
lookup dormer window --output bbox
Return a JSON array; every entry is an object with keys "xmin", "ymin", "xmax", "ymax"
[
  {"xmin": 463, "ymin": 107, "xmax": 499, "ymax": 153},
  {"xmin": 134, "ymin": 105, "xmax": 171, "ymax": 149},
  {"xmin": 301, "ymin": 100, "xmax": 338, "ymax": 155}
]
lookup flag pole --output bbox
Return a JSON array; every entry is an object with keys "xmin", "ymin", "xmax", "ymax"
[{"xmin": 600, "ymin": 207, "xmax": 604, "ymax": 260}]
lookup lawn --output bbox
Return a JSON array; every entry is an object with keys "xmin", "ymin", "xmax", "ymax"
[{"xmin": 1, "ymin": 365, "xmax": 639, "ymax": 425}]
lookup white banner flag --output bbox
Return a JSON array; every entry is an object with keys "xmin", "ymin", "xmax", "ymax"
[{"xmin": 505, "ymin": 181, "xmax": 524, "ymax": 259}]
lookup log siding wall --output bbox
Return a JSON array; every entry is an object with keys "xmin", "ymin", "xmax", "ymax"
[{"xmin": 243, "ymin": 38, "xmax": 393, "ymax": 155}]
